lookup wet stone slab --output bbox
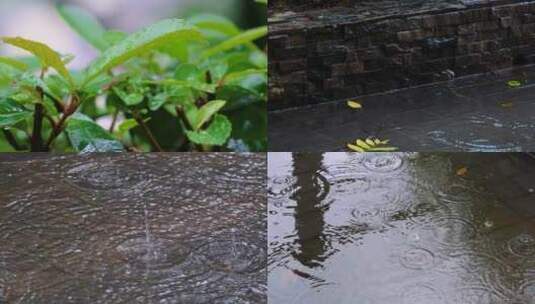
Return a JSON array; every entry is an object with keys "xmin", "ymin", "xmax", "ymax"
[
  {"xmin": 268, "ymin": 152, "xmax": 535, "ymax": 304},
  {"xmin": 269, "ymin": 65, "xmax": 535, "ymax": 152},
  {"xmin": 0, "ymin": 154, "xmax": 267, "ymax": 304}
]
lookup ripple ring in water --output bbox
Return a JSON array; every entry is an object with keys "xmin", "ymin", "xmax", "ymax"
[
  {"xmin": 399, "ymin": 247, "xmax": 435, "ymax": 270},
  {"xmin": 320, "ymin": 164, "xmax": 372, "ymax": 195},
  {"xmin": 412, "ymin": 217, "xmax": 478, "ymax": 251},
  {"xmin": 362, "ymin": 153, "xmax": 404, "ymax": 173},
  {"xmin": 194, "ymin": 237, "xmax": 267, "ymax": 274},
  {"xmin": 401, "ymin": 284, "xmax": 446, "ymax": 304},
  {"xmin": 518, "ymin": 280, "xmax": 535, "ymax": 302},
  {"xmin": 507, "ymin": 233, "xmax": 535, "ymax": 258},
  {"xmin": 453, "ymin": 285, "xmax": 509, "ymax": 304},
  {"xmin": 427, "ymin": 114, "xmax": 522, "ymax": 152},
  {"xmin": 268, "ymin": 175, "xmax": 297, "ymax": 199}
]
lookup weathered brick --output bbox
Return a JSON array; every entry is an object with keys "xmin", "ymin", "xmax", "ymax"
[
  {"xmin": 269, "ymin": 0, "xmax": 535, "ymax": 109},
  {"xmin": 398, "ymin": 29, "xmax": 429, "ymax": 42}
]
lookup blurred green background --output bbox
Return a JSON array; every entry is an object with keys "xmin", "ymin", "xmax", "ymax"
[{"xmin": 0, "ymin": 0, "xmax": 266, "ymax": 69}]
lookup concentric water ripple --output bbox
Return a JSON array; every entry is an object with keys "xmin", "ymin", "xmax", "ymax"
[
  {"xmin": 399, "ymin": 247, "xmax": 435, "ymax": 270},
  {"xmin": 453, "ymin": 285, "xmax": 509, "ymax": 304},
  {"xmin": 320, "ymin": 164, "xmax": 371, "ymax": 195},
  {"xmin": 518, "ymin": 280, "xmax": 535, "ymax": 302},
  {"xmin": 193, "ymin": 236, "xmax": 266, "ymax": 274},
  {"xmin": 362, "ymin": 153, "xmax": 405, "ymax": 173},
  {"xmin": 427, "ymin": 114, "xmax": 522, "ymax": 152},
  {"xmin": 507, "ymin": 233, "xmax": 535, "ymax": 258},
  {"xmin": 268, "ymin": 175, "xmax": 297, "ymax": 199},
  {"xmin": 400, "ymin": 284, "xmax": 446, "ymax": 304}
]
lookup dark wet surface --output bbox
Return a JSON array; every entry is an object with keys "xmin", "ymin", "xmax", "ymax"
[
  {"xmin": 268, "ymin": 152, "xmax": 535, "ymax": 303},
  {"xmin": 0, "ymin": 154, "xmax": 267, "ymax": 304},
  {"xmin": 268, "ymin": 65, "xmax": 535, "ymax": 152},
  {"xmin": 270, "ymin": 0, "xmax": 472, "ymax": 25}
]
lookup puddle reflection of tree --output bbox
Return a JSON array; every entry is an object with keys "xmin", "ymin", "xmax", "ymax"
[{"xmin": 291, "ymin": 153, "xmax": 328, "ymax": 269}]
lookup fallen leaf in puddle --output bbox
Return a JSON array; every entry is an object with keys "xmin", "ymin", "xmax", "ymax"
[
  {"xmin": 456, "ymin": 167, "xmax": 468, "ymax": 176},
  {"xmin": 356, "ymin": 139, "xmax": 371, "ymax": 149},
  {"xmin": 347, "ymin": 137, "xmax": 398, "ymax": 152},
  {"xmin": 507, "ymin": 80, "xmax": 522, "ymax": 88},
  {"xmin": 500, "ymin": 101, "xmax": 514, "ymax": 108},
  {"xmin": 348, "ymin": 143, "xmax": 365, "ymax": 152},
  {"xmin": 347, "ymin": 100, "xmax": 362, "ymax": 109}
]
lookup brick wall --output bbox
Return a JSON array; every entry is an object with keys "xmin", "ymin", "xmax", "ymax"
[
  {"xmin": 269, "ymin": 0, "xmax": 535, "ymax": 110},
  {"xmin": 270, "ymin": 0, "xmax": 354, "ymax": 11}
]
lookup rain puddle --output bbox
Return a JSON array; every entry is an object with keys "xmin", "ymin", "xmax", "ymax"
[
  {"xmin": 268, "ymin": 152, "xmax": 535, "ymax": 303},
  {"xmin": 0, "ymin": 154, "xmax": 267, "ymax": 304}
]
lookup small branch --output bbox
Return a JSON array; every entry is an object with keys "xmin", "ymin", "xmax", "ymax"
[
  {"xmin": 45, "ymin": 94, "xmax": 80, "ymax": 149},
  {"xmin": 44, "ymin": 114, "xmax": 57, "ymax": 128},
  {"xmin": 132, "ymin": 111, "xmax": 163, "ymax": 152},
  {"xmin": 2, "ymin": 129, "xmax": 21, "ymax": 151},
  {"xmin": 176, "ymin": 106, "xmax": 194, "ymax": 130},
  {"xmin": 46, "ymin": 112, "xmax": 68, "ymax": 148},
  {"xmin": 109, "ymin": 108, "xmax": 119, "ymax": 132},
  {"xmin": 31, "ymin": 87, "xmax": 47, "ymax": 152},
  {"xmin": 42, "ymin": 90, "xmax": 65, "ymax": 113}
]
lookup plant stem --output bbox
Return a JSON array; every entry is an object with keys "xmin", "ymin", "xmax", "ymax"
[
  {"xmin": 42, "ymin": 90, "xmax": 65, "ymax": 113},
  {"xmin": 31, "ymin": 88, "xmax": 46, "ymax": 152},
  {"xmin": 46, "ymin": 112, "xmax": 68, "ymax": 148},
  {"xmin": 2, "ymin": 129, "xmax": 21, "ymax": 151},
  {"xmin": 132, "ymin": 111, "xmax": 163, "ymax": 152},
  {"xmin": 45, "ymin": 94, "xmax": 79, "ymax": 149},
  {"xmin": 44, "ymin": 114, "xmax": 57, "ymax": 128},
  {"xmin": 109, "ymin": 109, "xmax": 119, "ymax": 132}
]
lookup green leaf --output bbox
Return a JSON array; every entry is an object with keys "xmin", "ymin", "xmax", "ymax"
[
  {"xmin": 149, "ymin": 93, "xmax": 168, "ymax": 111},
  {"xmin": 175, "ymin": 63, "xmax": 205, "ymax": 83},
  {"xmin": 192, "ymin": 100, "xmax": 226, "ymax": 130},
  {"xmin": 117, "ymin": 118, "xmax": 138, "ymax": 135},
  {"xmin": 188, "ymin": 14, "xmax": 240, "ymax": 40},
  {"xmin": 223, "ymin": 69, "xmax": 267, "ymax": 92},
  {"xmin": 66, "ymin": 113, "xmax": 123, "ymax": 152},
  {"xmin": 82, "ymin": 19, "xmax": 204, "ymax": 86},
  {"xmin": 0, "ymin": 99, "xmax": 32, "ymax": 127},
  {"xmin": 217, "ymin": 85, "xmax": 264, "ymax": 111},
  {"xmin": 185, "ymin": 114, "xmax": 231, "ymax": 146},
  {"xmin": 113, "ymin": 87, "xmax": 144, "ymax": 106},
  {"xmin": 57, "ymin": 4, "xmax": 108, "ymax": 51},
  {"xmin": 0, "ymin": 56, "xmax": 28, "ymax": 71},
  {"xmin": 256, "ymin": 0, "xmax": 267, "ymax": 4},
  {"xmin": 201, "ymin": 26, "xmax": 267, "ymax": 59},
  {"xmin": 103, "ymin": 31, "xmax": 127, "ymax": 46},
  {"xmin": 2, "ymin": 37, "xmax": 74, "ymax": 87}
]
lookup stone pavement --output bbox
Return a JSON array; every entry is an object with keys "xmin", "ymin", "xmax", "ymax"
[{"xmin": 269, "ymin": 65, "xmax": 535, "ymax": 152}]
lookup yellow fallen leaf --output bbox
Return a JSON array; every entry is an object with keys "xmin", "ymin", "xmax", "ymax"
[
  {"xmin": 456, "ymin": 167, "xmax": 468, "ymax": 176},
  {"xmin": 507, "ymin": 80, "xmax": 522, "ymax": 88},
  {"xmin": 356, "ymin": 139, "xmax": 371, "ymax": 149},
  {"xmin": 347, "ymin": 143, "xmax": 365, "ymax": 152},
  {"xmin": 500, "ymin": 101, "xmax": 514, "ymax": 108},
  {"xmin": 365, "ymin": 138, "xmax": 375, "ymax": 146},
  {"xmin": 347, "ymin": 100, "xmax": 362, "ymax": 109}
]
